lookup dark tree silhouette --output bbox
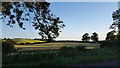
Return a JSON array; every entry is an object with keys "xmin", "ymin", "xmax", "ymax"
[
  {"xmin": 82, "ymin": 33, "xmax": 90, "ymax": 42},
  {"xmin": 2, "ymin": 39, "xmax": 16, "ymax": 56},
  {"xmin": 106, "ymin": 31, "xmax": 117, "ymax": 41},
  {"xmin": 110, "ymin": 8, "xmax": 120, "ymax": 40},
  {"xmin": 1, "ymin": 2, "xmax": 65, "ymax": 42},
  {"xmin": 91, "ymin": 32, "xmax": 99, "ymax": 42}
]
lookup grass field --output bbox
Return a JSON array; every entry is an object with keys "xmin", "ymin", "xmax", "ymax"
[
  {"xmin": 2, "ymin": 39, "xmax": 45, "ymax": 44},
  {"xmin": 3, "ymin": 44, "xmax": 119, "ymax": 66},
  {"xmin": 0, "ymin": 40, "xmax": 2, "ymax": 47},
  {"xmin": 2, "ymin": 39, "xmax": 100, "ymax": 51},
  {"xmin": 2, "ymin": 40, "xmax": 120, "ymax": 66},
  {"xmin": 15, "ymin": 42, "xmax": 100, "ymax": 51}
]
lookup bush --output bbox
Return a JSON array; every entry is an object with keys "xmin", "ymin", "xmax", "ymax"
[
  {"xmin": 19, "ymin": 43, "xmax": 25, "ymax": 45},
  {"xmin": 26, "ymin": 42, "xmax": 30, "ymax": 44},
  {"xmin": 100, "ymin": 41, "xmax": 110, "ymax": 48},
  {"xmin": 100, "ymin": 40, "xmax": 119, "ymax": 48},
  {"xmin": 34, "ymin": 42, "xmax": 41, "ymax": 44},
  {"xmin": 60, "ymin": 46, "xmax": 74, "ymax": 50},
  {"xmin": 2, "ymin": 39, "xmax": 16, "ymax": 56},
  {"xmin": 76, "ymin": 46, "xmax": 85, "ymax": 50}
]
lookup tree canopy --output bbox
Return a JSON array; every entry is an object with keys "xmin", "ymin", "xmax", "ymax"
[
  {"xmin": 82, "ymin": 33, "xmax": 90, "ymax": 42},
  {"xmin": 1, "ymin": 2, "xmax": 65, "ymax": 41},
  {"xmin": 110, "ymin": 8, "xmax": 120, "ymax": 40},
  {"xmin": 106, "ymin": 31, "xmax": 117, "ymax": 41},
  {"xmin": 2, "ymin": 39, "xmax": 16, "ymax": 56},
  {"xmin": 91, "ymin": 32, "xmax": 99, "ymax": 42}
]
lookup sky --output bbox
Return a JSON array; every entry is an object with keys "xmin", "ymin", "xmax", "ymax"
[
  {"xmin": 1, "ymin": 2, "xmax": 118, "ymax": 41},
  {"xmin": 47, "ymin": 0, "xmax": 119, "ymax": 2}
]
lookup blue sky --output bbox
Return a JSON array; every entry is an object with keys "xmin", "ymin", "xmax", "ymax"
[{"xmin": 1, "ymin": 2, "xmax": 118, "ymax": 40}]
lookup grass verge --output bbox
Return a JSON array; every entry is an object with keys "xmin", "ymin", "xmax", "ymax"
[{"xmin": 2, "ymin": 46, "xmax": 119, "ymax": 66}]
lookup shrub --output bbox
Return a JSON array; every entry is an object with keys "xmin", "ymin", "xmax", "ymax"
[
  {"xmin": 34, "ymin": 42, "xmax": 41, "ymax": 44},
  {"xmin": 26, "ymin": 42, "xmax": 30, "ymax": 44},
  {"xmin": 19, "ymin": 43, "xmax": 25, "ymax": 45},
  {"xmin": 100, "ymin": 40, "xmax": 119, "ymax": 48},
  {"xmin": 76, "ymin": 46, "xmax": 85, "ymax": 50},
  {"xmin": 2, "ymin": 39, "xmax": 16, "ymax": 56},
  {"xmin": 100, "ymin": 41, "xmax": 110, "ymax": 48},
  {"xmin": 60, "ymin": 46, "xmax": 74, "ymax": 50}
]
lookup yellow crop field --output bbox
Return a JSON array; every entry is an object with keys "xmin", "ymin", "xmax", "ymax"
[
  {"xmin": 13, "ymin": 39, "xmax": 45, "ymax": 44},
  {"xmin": 14, "ymin": 42, "xmax": 100, "ymax": 51},
  {"xmin": 2, "ymin": 39, "xmax": 45, "ymax": 44}
]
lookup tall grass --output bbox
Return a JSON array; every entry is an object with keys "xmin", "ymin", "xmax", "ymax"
[{"xmin": 2, "ymin": 45, "xmax": 119, "ymax": 66}]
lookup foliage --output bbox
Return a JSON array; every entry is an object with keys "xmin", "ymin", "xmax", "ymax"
[
  {"xmin": 82, "ymin": 33, "xmax": 90, "ymax": 42},
  {"xmin": 76, "ymin": 46, "xmax": 85, "ymax": 50},
  {"xmin": 103, "ymin": 7, "xmax": 120, "ymax": 48},
  {"xmin": 2, "ymin": 39, "xmax": 16, "ymax": 56},
  {"xmin": 59, "ymin": 46, "xmax": 74, "ymax": 50},
  {"xmin": 2, "ymin": 2, "xmax": 65, "ymax": 42},
  {"xmin": 2, "ymin": 45, "xmax": 119, "ymax": 66},
  {"xmin": 100, "ymin": 40, "xmax": 119, "ymax": 48},
  {"xmin": 91, "ymin": 32, "xmax": 99, "ymax": 42},
  {"xmin": 110, "ymin": 8, "xmax": 120, "ymax": 40},
  {"xmin": 106, "ymin": 31, "xmax": 117, "ymax": 41},
  {"xmin": 117, "ymin": 33, "xmax": 120, "ymax": 40}
]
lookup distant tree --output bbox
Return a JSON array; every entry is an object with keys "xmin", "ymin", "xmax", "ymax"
[
  {"xmin": 106, "ymin": 31, "xmax": 116, "ymax": 41},
  {"xmin": 2, "ymin": 39, "xmax": 16, "ymax": 56},
  {"xmin": 3, "ymin": 38, "xmax": 6, "ymax": 40},
  {"xmin": 82, "ymin": 33, "xmax": 90, "ymax": 42},
  {"xmin": 1, "ymin": 2, "xmax": 65, "ymax": 42},
  {"xmin": 91, "ymin": 32, "xmax": 99, "ymax": 42}
]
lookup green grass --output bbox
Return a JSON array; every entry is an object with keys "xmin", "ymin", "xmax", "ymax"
[
  {"xmin": 14, "ymin": 42, "xmax": 100, "ymax": 51},
  {"xmin": 3, "ymin": 39, "xmax": 45, "ymax": 44},
  {"xmin": 2, "ymin": 40, "xmax": 120, "ymax": 66},
  {"xmin": 0, "ymin": 39, "xmax": 2, "ymax": 47},
  {"xmin": 2, "ymin": 46, "xmax": 119, "ymax": 66}
]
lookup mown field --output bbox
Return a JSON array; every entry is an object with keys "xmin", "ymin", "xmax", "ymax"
[
  {"xmin": 2, "ymin": 39, "xmax": 120, "ymax": 66},
  {"xmin": 2, "ymin": 39, "xmax": 100, "ymax": 51},
  {"xmin": 15, "ymin": 42, "xmax": 100, "ymax": 51},
  {"xmin": 3, "ymin": 44, "xmax": 119, "ymax": 66},
  {"xmin": 2, "ymin": 39, "xmax": 45, "ymax": 44}
]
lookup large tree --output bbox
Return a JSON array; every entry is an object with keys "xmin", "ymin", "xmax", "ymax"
[
  {"xmin": 1, "ymin": 2, "xmax": 65, "ymax": 42},
  {"xmin": 110, "ymin": 9, "xmax": 120, "ymax": 40},
  {"xmin": 91, "ymin": 32, "xmax": 99, "ymax": 42},
  {"xmin": 106, "ymin": 31, "xmax": 117, "ymax": 41},
  {"xmin": 82, "ymin": 33, "xmax": 90, "ymax": 42},
  {"xmin": 2, "ymin": 39, "xmax": 16, "ymax": 56}
]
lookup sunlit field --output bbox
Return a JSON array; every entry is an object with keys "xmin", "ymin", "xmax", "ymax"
[
  {"xmin": 15, "ymin": 42, "xmax": 100, "ymax": 51},
  {"xmin": 2, "ymin": 39, "xmax": 45, "ymax": 44},
  {"xmin": 2, "ymin": 39, "xmax": 119, "ymax": 66}
]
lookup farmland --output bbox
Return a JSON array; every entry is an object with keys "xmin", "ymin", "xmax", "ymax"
[
  {"xmin": 2, "ymin": 39, "xmax": 45, "ymax": 44},
  {"xmin": 2, "ymin": 39, "xmax": 100, "ymax": 51},
  {"xmin": 15, "ymin": 42, "xmax": 100, "ymax": 51},
  {"xmin": 2, "ymin": 39, "xmax": 120, "ymax": 66}
]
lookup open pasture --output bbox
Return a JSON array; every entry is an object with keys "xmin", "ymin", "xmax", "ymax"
[
  {"xmin": 2, "ymin": 39, "xmax": 45, "ymax": 44},
  {"xmin": 15, "ymin": 42, "xmax": 100, "ymax": 51}
]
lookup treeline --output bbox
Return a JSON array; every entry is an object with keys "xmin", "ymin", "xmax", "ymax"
[{"xmin": 81, "ymin": 32, "xmax": 99, "ymax": 43}]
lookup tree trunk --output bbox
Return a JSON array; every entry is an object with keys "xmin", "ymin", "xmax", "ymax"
[
  {"xmin": 118, "ymin": 24, "xmax": 120, "ymax": 33},
  {"xmin": 47, "ymin": 34, "xmax": 53, "ymax": 42},
  {"xmin": 118, "ymin": 24, "xmax": 120, "ymax": 40}
]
